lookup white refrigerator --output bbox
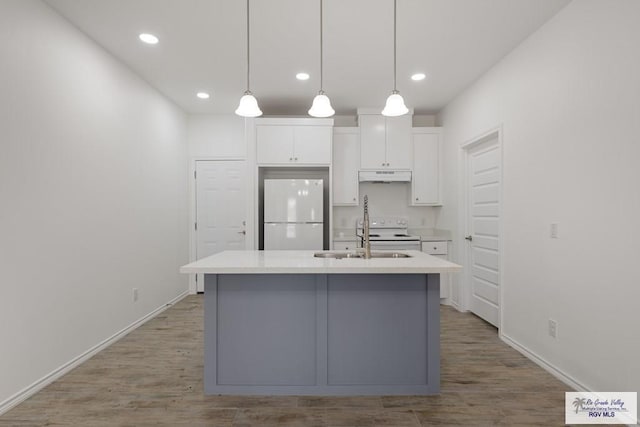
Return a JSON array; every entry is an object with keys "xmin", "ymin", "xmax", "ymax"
[{"xmin": 264, "ymin": 179, "xmax": 324, "ymax": 250}]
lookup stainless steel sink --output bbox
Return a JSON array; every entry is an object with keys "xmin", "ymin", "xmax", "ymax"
[
  {"xmin": 313, "ymin": 252, "xmax": 411, "ymax": 259},
  {"xmin": 314, "ymin": 252, "xmax": 363, "ymax": 259},
  {"xmin": 370, "ymin": 252, "xmax": 412, "ymax": 258}
]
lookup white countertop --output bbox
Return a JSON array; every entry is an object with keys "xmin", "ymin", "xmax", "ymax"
[{"xmin": 180, "ymin": 250, "xmax": 462, "ymax": 275}]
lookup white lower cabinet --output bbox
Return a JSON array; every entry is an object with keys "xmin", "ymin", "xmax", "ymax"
[
  {"xmin": 333, "ymin": 241, "xmax": 358, "ymax": 251},
  {"xmin": 421, "ymin": 241, "xmax": 450, "ymax": 299}
]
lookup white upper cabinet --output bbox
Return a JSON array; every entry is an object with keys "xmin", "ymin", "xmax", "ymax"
[
  {"xmin": 359, "ymin": 115, "xmax": 387, "ymax": 169},
  {"xmin": 294, "ymin": 126, "xmax": 332, "ymax": 164},
  {"xmin": 385, "ymin": 115, "xmax": 412, "ymax": 169},
  {"xmin": 256, "ymin": 126, "xmax": 294, "ymax": 164},
  {"xmin": 358, "ymin": 110, "xmax": 412, "ymax": 170},
  {"xmin": 332, "ymin": 128, "xmax": 360, "ymax": 206},
  {"xmin": 256, "ymin": 119, "xmax": 333, "ymax": 165},
  {"xmin": 411, "ymin": 128, "xmax": 442, "ymax": 206}
]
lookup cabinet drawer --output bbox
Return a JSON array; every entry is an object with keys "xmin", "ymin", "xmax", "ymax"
[{"xmin": 421, "ymin": 241, "xmax": 448, "ymax": 255}]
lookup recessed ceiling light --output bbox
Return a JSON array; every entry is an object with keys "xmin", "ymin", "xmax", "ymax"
[
  {"xmin": 296, "ymin": 72, "xmax": 310, "ymax": 81},
  {"xmin": 196, "ymin": 92, "xmax": 210, "ymax": 99},
  {"xmin": 139, "ymin": 33, "xmax": 159, "ymax": 44},
  {"xmin": 411, "ymin": 73, "xmax": 427, "ymax": 81}
]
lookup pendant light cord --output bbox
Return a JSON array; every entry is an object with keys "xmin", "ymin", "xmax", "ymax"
[
  {"xmin": 393, "ymin": 0, "xmax": 397, "ymax": 92},
  {"xmin": 246, "ymin": 0, "xmax": 251, "ymax": 92},
  {"xmin": 320, "ymin": 0, "xmax": 324, "ymax": 92}
]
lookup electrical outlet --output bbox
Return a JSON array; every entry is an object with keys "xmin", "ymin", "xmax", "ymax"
[
  {"xmin": 550, "ymin": 223, "xmax": 559, "ymax": 239},
  {"xmin": 133, "ymin": 288, "xmax": 139, "ymax": 302},
  {"xmin": 548, "ymin": 318, "xmax": 558, "ymax": 339}
]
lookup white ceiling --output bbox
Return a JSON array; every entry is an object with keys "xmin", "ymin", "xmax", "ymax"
[{"xmin": 44, "ymin": 0, "xmax": 571, "ymax": 116}]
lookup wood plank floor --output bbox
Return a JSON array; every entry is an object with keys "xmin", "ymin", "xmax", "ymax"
[{"xmin": 0, "ymin": 295, "xmax": 606, "ymax": 426}]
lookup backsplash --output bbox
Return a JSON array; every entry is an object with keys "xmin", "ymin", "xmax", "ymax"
[{"xmin": 333, "ymin": 182, "xmax": 439, "ymax": 230}]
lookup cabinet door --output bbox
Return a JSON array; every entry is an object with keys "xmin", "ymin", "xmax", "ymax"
[
  {"xmin": 385, "ymin": 115, "xmax": 412, "ymax": 169},
  {"xmin": 294, "ymin": 126, "xmax": 332, "ymax": 164},
  {"xmin": 421, "ymin": 241, "xmax": 449, "ymax": 298},
  {"xmin": 412, "ymin": 132, "xmax": 441, "ymax": 205},
  {"xmin": 333, "ymin": 130, "xmax": 359, "ymax": 206},
  {"xmin": 359, "ymin": 115, "xmax": 387, "ymax": 169},
  {"xmin": 256, "ymin": 126, "xmax": 294, "ymax": 164}
]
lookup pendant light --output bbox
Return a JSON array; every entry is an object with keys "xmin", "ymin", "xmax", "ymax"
[
  {"xmin": 235, "ymin": 0, "xmax": 262, "ymax": 117},
  {"xmin": 308, "ymin": 0, "xmax": 335, "ymax": 117},
  {"xmin": 381, "ymin": 0, "xmax": 408, "ymax": 117}
]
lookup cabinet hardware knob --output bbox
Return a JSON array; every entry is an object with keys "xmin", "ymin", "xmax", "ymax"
[
  {"xmin": 465, "ymin": 235, "xmax": 473, "ymax": 241},
  {"xmin": 289, "ymin": 157, "xmax": 293, "ymax": 161},
  {"xmin": 353, "ymin": 198, "xmax": 356, "ymax": 201},
  {"xmin": 381, "ymin": 163, "xmax": 385, "ymax": 166},
  {"xmin": 294, "ymin": 157, "xmax": 298, "ymax": 161},
  {"xmin": 416, "ymin": 198, "xmax": 419, "ymax": 201}
]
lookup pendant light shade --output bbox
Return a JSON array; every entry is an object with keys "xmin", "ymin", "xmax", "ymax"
[
  {"xmin": 309, "ymin": 92, "xmax": 335, "ymax": 118},
  {"xmin": 382, "ymin": 91, "xmax": 408, "ymax": 117},
  {"xmin": 382, "ymin": 0, "xmax": 408, "ymax": 117},
  {"xmin": 308, "ymin": 0, "xmax": 335, "ymax": 118},
  {"xmin": 236, "ymin": 0, "xmax": 262, "ymax": 117},
  {"xmin": 235, "ymin": 91, "xmax": 262, "ymax": 117}
]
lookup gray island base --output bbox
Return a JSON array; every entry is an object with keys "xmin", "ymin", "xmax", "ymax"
[{"xmin": 204, "ymin": 272, "xmax": 440, "ymax": 395}]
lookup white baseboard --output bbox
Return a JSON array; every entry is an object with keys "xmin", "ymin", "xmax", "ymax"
[
  {"xmin": 501, "ymin": 334, "xmax": 639, "ymax": 427},
  {"xmin": 0, "ymin": 291, "xmax": 189, "ymax": 416},
  {"xmin": 500, "ymin": 332, "xmax": 590, "ymax": 392}
]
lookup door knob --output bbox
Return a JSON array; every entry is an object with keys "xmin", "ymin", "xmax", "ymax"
[{"xmin": 464, "ymin": 235, "xmax": 473, "ymax": 241}]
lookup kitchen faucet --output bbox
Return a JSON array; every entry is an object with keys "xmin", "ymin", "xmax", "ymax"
[{"xmin": 362, "ymin": 195, "xmax": 371, "ymax": 259}]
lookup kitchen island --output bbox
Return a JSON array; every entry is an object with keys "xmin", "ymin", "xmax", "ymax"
[{"xmin": 180, "ymin": 250, "xmax": 461, "ymax": 395}]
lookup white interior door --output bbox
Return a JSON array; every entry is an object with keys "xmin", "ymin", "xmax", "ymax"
[
  {"xmin": 195, "ymin": 160, "xmax": 246, "ymax": 292},
  {"xmin": 465, "ymin": 136, "xmax": 501, "ymax": 327}
]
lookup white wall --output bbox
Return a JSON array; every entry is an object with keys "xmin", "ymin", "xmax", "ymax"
[
  {"xmin": 438, "ymin": 0, "xmax": 640, "ymax": 394},
  {"xmin": 334, "ymin": 183, "xmax": 439, "ymax": 230},
  {"xmin": 0, "ymin": 0, "xmax": 188, "ymax": 408},
  {"xmin": 188, "ymin": 114, "xmax": 246, "ymax": 158}
]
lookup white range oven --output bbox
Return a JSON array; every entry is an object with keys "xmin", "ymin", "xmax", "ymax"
[{"xmin": 355, "ymin": 217, "xmax": 421, "ymax": 251}]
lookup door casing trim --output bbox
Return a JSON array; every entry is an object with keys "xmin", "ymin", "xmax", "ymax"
[
  {"xmin": 190, "ymin": 157, "xmax": 252, "ymax": 294},
  {"xmin": 459, "ymin": 124, "xmax": 504, "ymax": 330}
]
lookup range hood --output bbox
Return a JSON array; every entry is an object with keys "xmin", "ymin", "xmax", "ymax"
[{"xmin": 359, "ymin": 170, "xmax": 412, "ymax": 183}]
